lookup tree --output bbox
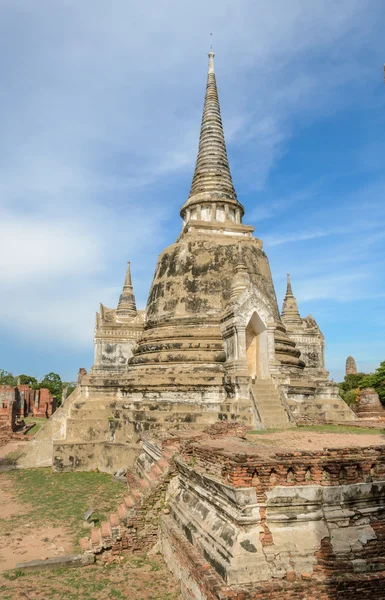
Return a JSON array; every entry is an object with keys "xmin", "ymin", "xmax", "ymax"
[
  {"xmin": 18, "ymin": 374, "xmax": 38, "ymax": 386},
  {"xmin": 343, "ymin": 388, "xmax": 359, "ymax": 406},
  {"xmin": 40, "ymin": 372, "xmax": 62, "ymax": 399},
  {"xmin": 0, "ymin": 369, "xmax": 17, "ymax": 386},
  {"xmin": 338, "ymin": 372, "xmax": 367, "ymax": 400}
]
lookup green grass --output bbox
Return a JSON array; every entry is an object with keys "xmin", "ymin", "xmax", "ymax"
[
  {"xmin": 247, "ymin": 428, "xmax": 285, "ymax": 435},
  {"xmin": 24, "ymin": 416, "xmax": 47, "ymax": 435},
  {"xmin": 247, "ymin": 424, "xmax": 385, "ymax": 435},
  {"xmin": 0, "ymin": 468, "xmax": 125, "ymax": 545},
  {"xmin": 296, "ymin": 424, "xmax": 385, "ymax": 435},
  {"xmin": 0, "ymin": 555, "xmax": 181, "ymax": 600}
]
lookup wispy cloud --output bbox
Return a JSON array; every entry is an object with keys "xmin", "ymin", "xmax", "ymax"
[{"xmin": 0, "ymin": 0, "xmax": 383, "ymax": 379}]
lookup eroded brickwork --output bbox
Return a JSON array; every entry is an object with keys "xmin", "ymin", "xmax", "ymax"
[{"xmin": 160, "ymin": 432, "xmax": 385, "ymax": 599}]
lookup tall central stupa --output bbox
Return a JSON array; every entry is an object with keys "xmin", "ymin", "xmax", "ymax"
[
  {"xmin": 21, "ymin": 50, "xmax": 354, "ymax": 473},
  {"xmin": 128, "ymin": 49, "xmax": 303, "ymax": 385}
]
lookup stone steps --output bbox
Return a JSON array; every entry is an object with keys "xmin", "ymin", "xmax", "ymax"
[
  {"xmin": 70, "ymin": 401, "xmax": 253, "ymax": 420},
  {"xmin": 65, "ymin": 410, "xmax": 254, "ymax": 443},
  {"xmin": 79, "ymin": 446, "xmax": 178, "ymax": 555},
  {"xmin": 251, "ymin": 381, "xmax": 291, "ymax": 429}
]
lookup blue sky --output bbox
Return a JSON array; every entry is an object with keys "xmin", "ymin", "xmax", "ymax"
[{"xmin": 0, "ymin": 0, "xmax": 384, "ymax": 382}]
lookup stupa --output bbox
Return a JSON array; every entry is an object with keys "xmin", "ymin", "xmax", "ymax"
[
  {"xmin": 346, "ymin": 355, "xmax": 358, "ymax": 375},
  {"xmin": 19, "ymin": 49, "xmax": 354, "ymax": 473}
]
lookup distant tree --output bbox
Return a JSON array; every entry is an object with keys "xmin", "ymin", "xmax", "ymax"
[
  {"xmin": 0, "ymin": 369, "xmax": 17, "ymax": 386},
  {"xmin": 338, "ymin": 372, "xmax": 368, "ymax": 399},
  {"xmin": 40, "ymin": 372, "xmax": 62, "ymax": 399},
  {"xmin": 18, "ymin": 374, "xmax": 38, "ymax": 386}
]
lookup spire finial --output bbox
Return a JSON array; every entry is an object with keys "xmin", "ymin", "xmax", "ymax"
[
  {"xmin": 286, "ymin": 273, "xmax": 293, "ymax": 296},
  {"xmin": 208, "ymin": 35, "xmax": 215, "ymax": 74},
  {"xmin": 124, "ymin": 261, "xmax": 133, "ymax": 287}
]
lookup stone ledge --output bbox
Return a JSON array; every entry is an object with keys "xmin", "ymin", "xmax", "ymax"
[{"xmin": 15, "ymin": 553, "xmax": 95, "ymax": 572}]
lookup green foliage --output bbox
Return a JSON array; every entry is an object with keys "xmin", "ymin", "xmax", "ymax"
[
  {"xmin": 338, "ymin": 372, "xmax": 367, "ymax": 398},
  {"xmin": 249, "ymin": 424, "xmax": 385, "ymax": 435},
  {"xmin": 39, "ymin": 372, "xmax": 62, "ymax": 398},
  {"xmin": 18, "ymin": 374, "xmax": 38, "ymax": 386},
  {"xmin": 338, "ymin": 362, "xmax": 385, "ymax": 407},
  {"xmin": 343, "ymin": 388, "xmax": 359, "ymax": 406},
  {"xmin": 0, "ymin": 369, "xmax": 17, "ymax": 386}
]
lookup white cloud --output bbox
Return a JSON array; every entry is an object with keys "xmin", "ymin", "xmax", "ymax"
[{"xmin": 0, "ymin": 0, "xmax": 383, "ymax": 365}]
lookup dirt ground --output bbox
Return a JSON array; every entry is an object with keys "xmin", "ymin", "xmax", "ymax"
[
  {"xmin": 0, "ymin": 439, "xmax": 28, "ymax": 461},
  {"xmin": 0, "ymin": 470, "xmax": 181, "ymax": 599},
  {"xmin": 0, "ymin": 476, "xmax": 74, "ymax": 572},
  {"xmin": 0, "ymin": 553, "xmax": 182, "ymax": 600},
  {"xmin": 247, "ymin": 427, "xmax": 385, "ymax": 452}
]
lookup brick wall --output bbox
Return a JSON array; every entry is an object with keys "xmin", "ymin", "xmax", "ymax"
[
  {"xmin": 162, "ymin": 515, "xmax": 385, "ymax": 600},
  {"xmin": 0, "ymin": 385, "xmax": 55, "ymax": 419},
  {"xmin": 111, "ymin": 458, "xmax": 176, "ymax": 554},
  {"xmin": 181, "ymin": 441, "xmax": 385, "ymax": 492}
]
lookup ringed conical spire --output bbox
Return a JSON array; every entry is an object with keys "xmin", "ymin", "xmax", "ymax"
[
  {"xmin": 281, "ymin": 274, "xmax": 302, "ymax": 326},
  {"xmin": 180, "ymin": 48, "xmax": 244, "ymax": 223},
  {"xmin": 116, "ymin": 261, "xmax": 137, "ymax": 319}
]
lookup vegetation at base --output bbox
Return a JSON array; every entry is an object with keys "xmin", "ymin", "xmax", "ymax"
[
  {"xmin": 23, "ymin": 416, "xmax": 47, "ymax": 435},
  {"xmin": 248, "ymin": 424, "xmax": 385, "ymax": 435},
  {"xmin": 338, "ymin": 360, "xmax": 385, "ymax": 407},
  {"xmin": 296, "ymin": 424, "xmax": 385, "ymax": 435},
  {"xmin": 247, "ymin": 428, "xmax": 284, "ymax": 435},
  {"xmin": 0, "ymin": 554, "xmax": 181, "ymax": 600},
  {"xmin": 0, "ymin": 469, "xmax": 125, "ymax": 543}
]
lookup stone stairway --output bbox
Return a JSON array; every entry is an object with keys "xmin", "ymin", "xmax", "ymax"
[
  {"xmin": 64, "ymin": 398, "xmax": 255, "ymax": 444},
  {"xmin": 51, "ymin": 392, "xmax": 256, "ymax": 473},
  {"xmin": 250, "ymin": 379, "xmax": 292, "ymax": 429},
  {"xmin": 79, "ymin": 443, "xmax": 179, "ymax": 555}
]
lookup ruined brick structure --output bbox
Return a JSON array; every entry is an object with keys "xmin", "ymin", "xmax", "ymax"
[
  {"xmin": 353, "ymin": 388, "xmax": 385, "ymax": 420},
  {"xmin": 346, "ymin": 355, "xmax": 358, "ymax": 375},
  {"xmin": 0, "ymin": 384, "xmax": 56, "ymax": 422},
  {"xmin": 74, "ymin": 426, "xmax": 385, "ymax": 599},
  {"xmin": 18, "ymin": 49, "xmax": 354, "ymax": 474},
  {"xmin": 160, "ymin": 432, "xmax": 385, "ymax": 599},
  {"xmin": 0, "ymin": 387, "xmax": 17, "ymax": 434}
]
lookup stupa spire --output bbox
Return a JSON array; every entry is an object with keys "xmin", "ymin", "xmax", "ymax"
[
  {"xmin": 281, "ymin": 274, "xmax": 301, "ymax": 325},
  {"xmin": 116, "ymin": 261, "xmax": 137, "ymax": 319},
  {"xmin": 180, "ymin": 47, "xmax": 244, "ymax": 223},
  {"xmin": 286, "ymin": 273, "xmax": 294, "ymax": 296}
]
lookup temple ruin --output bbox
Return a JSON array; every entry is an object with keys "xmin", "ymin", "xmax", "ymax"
[
  {"xmin": 14, "ymin": 49, "xmax": 385, "ymax": 599},
  {"xmin": 18, "ymin": 48, "xmax": 355, "ymax": 473}
]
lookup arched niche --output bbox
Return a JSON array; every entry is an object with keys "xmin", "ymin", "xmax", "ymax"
[{"xmin": 246, "ymin": 311, "xmax": 269, "ymax": 378}]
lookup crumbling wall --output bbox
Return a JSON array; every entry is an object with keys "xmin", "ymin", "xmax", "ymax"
[
  {"xmin": 353, "ymin": 388, "xmax": 385, "ymax": 420},
  {"xmin": 162, "ymin": 438, "xmax": 385, "ymax": 598}
]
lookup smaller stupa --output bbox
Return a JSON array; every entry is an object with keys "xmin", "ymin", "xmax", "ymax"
[{"xmin": 346, "ymin": 355, "xmax": 357, "ymax": 376}]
